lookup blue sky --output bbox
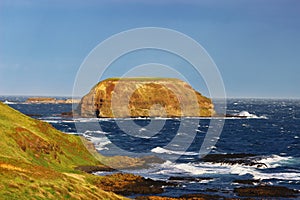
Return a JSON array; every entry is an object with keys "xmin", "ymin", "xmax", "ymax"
[{"xmin": 0, "ymin": 0, "xmax": 299, "ymax": 98}]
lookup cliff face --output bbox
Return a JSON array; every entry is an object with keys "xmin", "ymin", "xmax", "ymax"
[{"xmin": 77, "ymin": 78, "xmax": 215, "ymax": 118}]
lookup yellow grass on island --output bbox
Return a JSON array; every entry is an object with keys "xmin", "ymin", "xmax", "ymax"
[{"xmin": 76, "ymin": 77, "xmax": 215, "ymax": 118}]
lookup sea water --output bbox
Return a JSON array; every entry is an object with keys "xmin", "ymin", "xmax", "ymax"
[{"xmin": 3, "ymin": 97, "xmax": 300, "ymax": 198}]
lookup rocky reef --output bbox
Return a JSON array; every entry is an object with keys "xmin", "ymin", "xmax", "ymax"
[
  {"xmin": 26, "ymin": 97, "xmax": 80, "ymax": 104},
  {"xmin": 77, "ymin": 77, "xmax": 215, "ymax": 118}
]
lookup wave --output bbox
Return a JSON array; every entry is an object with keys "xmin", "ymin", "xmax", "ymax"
[
  {"xmin": 42, "ymin": 119, "xmax": 61, "ymax": 124},
  {"xmin": 74, "ymin": 118, "xmax": 111, "ymax": 122},
  {"xmin": 84, "ymin": 130, "xmax": 108, "ymax": 135},
  {"xmin": 151, "ymin": 147, "xmax": 198, "ymax": 156},
  {"xmin": 255, "ymin": 155, "xmax": 294, "ymax": 168},
  {"xmin": 42, "ymin": 119, "xmax": 75, "ymax": 124},
  {"xmin": 82, "ymin": 133, "xmax": 111, "ymax": 151},
  {"xmin": 236, "ymin": 111, "xmax": 268, "ymax": 119},
  {"xmin": 154, "ymin": 155, "xmax": 300, "ymax": 181},
  {"xmin": 3, "ymin": 100, "xmax": 17, "ymax": 104}
]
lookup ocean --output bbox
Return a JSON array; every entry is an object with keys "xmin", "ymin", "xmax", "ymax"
[{"xmin": 2, "ymin": 97, "xmax": 300, "ymax": 198}]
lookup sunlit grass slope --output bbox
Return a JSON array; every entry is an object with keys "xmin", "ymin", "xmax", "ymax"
[{"xmin": 0, "ymin": 102, "xmax": 126, "ymax": 199}]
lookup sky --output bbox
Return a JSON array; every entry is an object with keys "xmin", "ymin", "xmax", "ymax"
[{"xmin": 0, "ymin": 0, "xmax": 299, "ymax": 98}]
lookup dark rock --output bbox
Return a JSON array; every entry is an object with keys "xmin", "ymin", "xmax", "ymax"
[
  {"xmin": 202, "ymin": 153, "xmax": 256, "ymax": 161},
  {"xmin": 168, "ymin": 176, "xmax": 213, "ymax": 182},
  {"xmin": 202, "ymin": 153, "xmax": 267, "ymax": 168},
  {"xmin": 25, "ymin": 113, "xmax": 42, "ymax": 117},
  {"xmin": 234, "ymin": 185, "xmax": 299, "ymax": 197},
  {"xmin": 61, "ymin": 111, "xmax": 73, "ymax": 117},
  {"xmin": 94, "ymin": 173, "xmax": 173, "ymax": 196},
  {"xmin": 233, "ymin": 179, "xmax": 260, "ymax": 185},
  {"xmin": 205, "ymin": 188, "xmax": 219, "ymax": 192},
  {"xmin": 75, "ymin": 165, "xmax": 115, "ymax": 173},
  {"xmin": 135, "ymin": 193, "xmax": 240, "ymax": 200},
  {"xmin": 180, "ymin": 193, "xmax": 228, "ymax": 199}
]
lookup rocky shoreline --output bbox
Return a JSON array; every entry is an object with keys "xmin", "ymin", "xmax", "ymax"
[
  {"xmin": 75, "ymin": 153, "xmax": 299, "ymax": 199},
  {"xmin": 1, "ymin": 102, "xmax": 299, "ymax": 199}
]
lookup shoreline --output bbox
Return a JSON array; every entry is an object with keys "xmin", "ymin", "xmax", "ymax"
[{"xmin": 1, "ymin": 100, "xmax": 299, "ymax": 199}]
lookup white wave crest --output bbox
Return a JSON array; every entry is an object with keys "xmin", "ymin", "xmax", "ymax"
[
  {"xmin": 155, "ymin": 156, "xmax": 300, "ymax": 181},
  {"xmin": 256, "ymin": 155, "xmax": 294, "ymax": 168},
  {"xmin": 151, "ymin": 147, "xmax": 198, "ymax": 156},
  {"xmin": 82, "ymin": 134, "xmax": 112, "ymax": 151},
  {"xmin": 237, "ymin": 111, "xmax": 268, "ymax": 119},
  {"xmin": 3, "ymin": 100, "xmax": 17, "ymax": 104},
  {"xmin": 84, "ymin": 130, "xmax": 108, "ymax": 135},
  {"xmin": 74, "ymin": 118, "xmax": 111, "ymax": 122}
]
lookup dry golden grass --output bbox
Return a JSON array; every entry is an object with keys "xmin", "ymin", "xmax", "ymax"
[{"xmin": 0, "ymin": 163, "xmax": 28, "ymax": 172}]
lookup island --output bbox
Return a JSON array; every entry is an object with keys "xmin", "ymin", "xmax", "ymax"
[
  {"xmin": 76, "ymin": 77, "xmax": 215, "ymax": 118},
  {"xmin": 26, "ymin": 97, "xmax": 81, "ymax": 104}
]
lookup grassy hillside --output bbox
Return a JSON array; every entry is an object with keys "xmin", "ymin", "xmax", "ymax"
[{"xmin": 0, "ymin": 102, "xmax": 126, "ymax": 199}]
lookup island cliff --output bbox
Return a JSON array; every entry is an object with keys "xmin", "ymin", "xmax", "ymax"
[{"xmin": 77, "ymin": 78, "xmax": 215, "ymax": 118}]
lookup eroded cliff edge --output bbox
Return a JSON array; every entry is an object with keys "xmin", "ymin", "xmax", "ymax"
[{"xmin": 77, "ymin": 77, "xmax": 215, "ymax": 118}]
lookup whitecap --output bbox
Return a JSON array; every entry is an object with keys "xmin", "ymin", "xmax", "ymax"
[
  {"xmin": 139, "ymin": 128, "xmax": 147, "ymax": 132},
  {"xmin": 74, "ymin": 118, "xmax": 110, "ymax": 122},
  {"xmin": 237, "ymin": 111, "xmax": 267, "ymax": 119},
  {"xmin": 84, "ymin": 130, "xmax": 108, "ymax": 135},
  {"xmin": 256, "ymin": 155, "xmax": 297, "ymax": 168},
  {"xmin": 156, "ymin": 157, "xmax": 300, "ymax": 181},
  {"xmin": 83, "ymin": 135, "xmax": 112, "ymax": 151},
  {"xmin": 3, "ymin": 100, "xmax": 16, "ymax": 104},
  {"xmin": 151, "ymin": 147, "xmax": 198, "ymax": 156}
]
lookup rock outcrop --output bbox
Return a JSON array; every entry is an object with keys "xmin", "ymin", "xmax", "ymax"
[
  {"xmin": 26, "ymin": 97, "xmax": 80, "ymax": 104},
  {"xmin": 77, "ymin": 77, "xmax": 215, "ymax": 118},
  {"xmin": 26, "ymin": 97, "xmax": 56, "ymax": 103}
]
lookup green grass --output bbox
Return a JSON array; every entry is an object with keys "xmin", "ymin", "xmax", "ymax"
[{"xmin": 0, "ymin": 102, "xmax": 127, "ymax": 200}]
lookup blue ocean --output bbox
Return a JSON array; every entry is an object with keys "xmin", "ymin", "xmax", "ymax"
[{"xmin": 2, "ymin": 97, "xmax": 300, "ymax": 198}]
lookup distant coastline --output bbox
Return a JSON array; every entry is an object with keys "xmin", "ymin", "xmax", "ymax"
[{"xmin": 24, "ymin": 97, "xmax": 80, "ymax": 104}]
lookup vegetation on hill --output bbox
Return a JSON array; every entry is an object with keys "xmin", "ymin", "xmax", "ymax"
[{"xmin": 0, "ymin": 102, "xmax": 126, "ymax": 199}]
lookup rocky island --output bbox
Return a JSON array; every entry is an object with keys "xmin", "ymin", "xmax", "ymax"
[
  {"xmin": 26, "ymin": 97, "xmax": 80, "ymax": 104},
  {"xmin": 77, "ymin": 78, "xmax": 215, "ymax": 118}
]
